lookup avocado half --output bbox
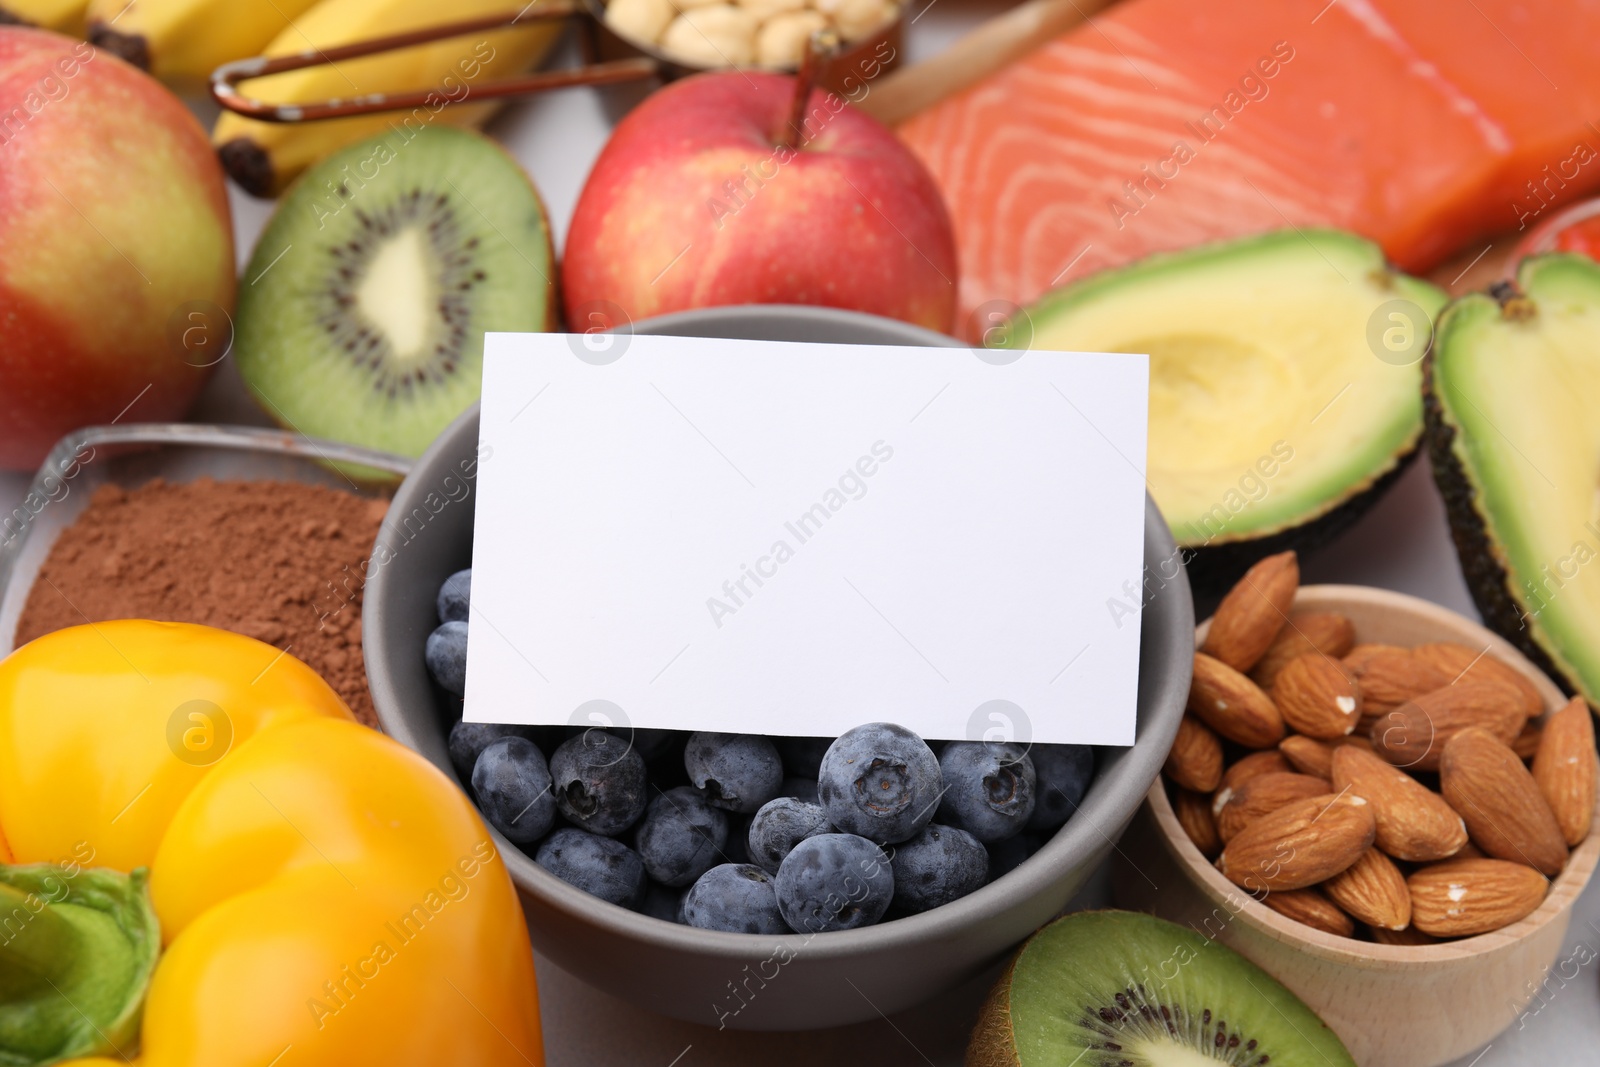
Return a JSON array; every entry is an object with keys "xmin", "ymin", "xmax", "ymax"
[
  {"xmin": 1002, "ymin": 230, "xmax": 1446, "ymax": 595},
  {"xmin": 1425, "ymin": 252, "xmax": 1600, "ymax": 706}
]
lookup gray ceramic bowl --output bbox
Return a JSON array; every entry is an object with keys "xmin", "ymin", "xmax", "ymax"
[{"xmin": 366, "ymin": 305, "xmax": 1193, "ymax": 1030}]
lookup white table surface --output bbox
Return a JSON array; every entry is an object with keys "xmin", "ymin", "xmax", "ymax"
[{"xmin": 7, "ymin": 6, "xmax": 1597, "ymax": 1062}]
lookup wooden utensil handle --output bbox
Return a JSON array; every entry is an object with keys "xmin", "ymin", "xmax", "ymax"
[{"xmin": 859, "ymin": 0, "xmax": 1119, "ymax": 126}]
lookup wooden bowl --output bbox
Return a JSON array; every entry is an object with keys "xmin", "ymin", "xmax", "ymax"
[{"xmin": 1113, "ymin": 584, "xmax": 1600, "ymax": 1067}]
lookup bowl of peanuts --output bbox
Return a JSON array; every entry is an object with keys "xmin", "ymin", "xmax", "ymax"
[
  {"xmin": 587, "ymin": 0, "xmax": 901, "ymax": 83},
  {"xmin": 1114, "ymin": 551, "xmax": 1600, "ymax": 1067}
]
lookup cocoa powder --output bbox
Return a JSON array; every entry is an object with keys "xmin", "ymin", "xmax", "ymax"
[{"xmin": 15, "ymin": 478, "xmax": 388, "ymax": 727}]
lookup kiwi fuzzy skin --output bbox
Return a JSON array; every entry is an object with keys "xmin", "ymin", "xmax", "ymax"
[{"xmin": 965, "ymin": 957, "xmax": 1021, "ymax": 1067}]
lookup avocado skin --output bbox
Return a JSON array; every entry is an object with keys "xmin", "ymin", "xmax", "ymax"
[
  {"xmin": 1421, "ymin": 347, "xmax": 1575, "ymax": 695},
  {"xmin": 1183, "ymin": 447, "xmax": 1419, "ymax": 604}
]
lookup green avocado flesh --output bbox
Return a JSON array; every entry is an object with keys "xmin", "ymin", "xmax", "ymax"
[
  {"xmin": 234, "ymin": 125, "xmax": 554, "ymax": 459},
  {"xmin": 1428, "ymin": 253, "xmax": 1600, "ymax": 705},
  {"xmin": 1006, "ymin": 230, "xmax": 1445, "ymax": 550},
  {"xmin": 990, "ymin": 911, "xmax": 1354, "ymax": 1067}
]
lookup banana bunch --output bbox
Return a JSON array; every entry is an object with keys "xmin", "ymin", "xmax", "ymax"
[
  {"xmin": 0, "ymin": 0, "xmax": 89, "ymax": 33},
  {"xmin": 83, "ymin": 0, "xmax": 325, "ymax": 85},
  {"xmin": 212, "ymin": 0, "xmax": 561, "ymax": 197}
]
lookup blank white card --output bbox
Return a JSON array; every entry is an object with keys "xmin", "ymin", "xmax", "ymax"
[{"xmin": 464, "ymin": 333, "xmax": 1149, "ymax": 745}]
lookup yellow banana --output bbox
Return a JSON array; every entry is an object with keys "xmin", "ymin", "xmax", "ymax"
[
  {"xmin": 83, "ymin": 0, "xmax": 324, "ymax": 86},
  {"xmin": 212, "ymin": 0, "xmax": 561, "ymax": 198},
  {"xmin": 0, "ymin": 0, "xmax": 89, "ymax": 34}
]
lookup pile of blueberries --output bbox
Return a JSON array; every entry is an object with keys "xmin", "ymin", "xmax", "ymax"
[{"xmin": 425, "ymin": 570, "xmax": 1095, "ymax": 935}]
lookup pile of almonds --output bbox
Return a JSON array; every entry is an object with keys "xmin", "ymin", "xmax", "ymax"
[
  {"xmin": 1166, "ymin": 551, "xmax": 1599, "ymax": 943},
  {"xmin": 604, "ymin": 0, "xmax": 897, "ymax": 71}
]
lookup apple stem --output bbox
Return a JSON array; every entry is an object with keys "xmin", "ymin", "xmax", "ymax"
[{"xmin": 780, "ymin": 29, "xmax": 839, "ymax": 151}]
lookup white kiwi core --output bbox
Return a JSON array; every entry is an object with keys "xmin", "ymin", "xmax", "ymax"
[{"xmin": 356, "ymin": 226, "xmax": 436, "ymax": 365}]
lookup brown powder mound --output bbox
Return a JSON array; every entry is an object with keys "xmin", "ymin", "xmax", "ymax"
[{"xmin": 15, "ymin": 478, "xmax": 389, "ymax": 727}]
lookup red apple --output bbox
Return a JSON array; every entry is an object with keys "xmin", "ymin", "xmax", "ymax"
[
  {"xmin": 0, "ymin": 28, "xmax": 234, "ymax": 471},
  {"xmin": 563, "ymin": 72, "xmax": 957, "ymax": 334}
]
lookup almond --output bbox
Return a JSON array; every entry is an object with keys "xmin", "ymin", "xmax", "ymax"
[
  {"xmin": 1412, "ymin": 642, "xmax": 1544, "ymax": 718},
  {"xmin": 1215, "ymin": 772, "xmax": 1332, "ymax": 842},
  {"xmin": 1212, "ymin": 751, "xmax": 1294, "ymax": 816},
  {"xmin": 1407, "ymin": 858, "xmax": 1548, "ymax": 937},
  {"xmin": 1344, "ymin": 643, "xmax": 1405, "ymax": 674},
  {"xmin": 1533, "ymin": 696, "xmax": 1598, "ymax": 846},
  {"xmin": 1371, "ymin": 924, "xmax": 1437, "ymax": 946},
  {"xmin": 1219, "ymin": 749, "xmax": 1294, "ymax": 795},
  {"xmin": 1173, "ymin": 787, "xmax": 1221, "ymax": 858},
  {"xmin": 1260, "ymin": 888, "xmax": 1354, "ymax": 937},
  {"xmin": 1331, "ymin": 745, "xmax": 1468, "ymax": 862},
  {"xmin": 1250, "ymin": 612, "xmax": 1357, "ymax": 689},
  {"xmin": 1440, "ymin": 727, "xmax": 1568, "ymax": 876},
  {"xmin": 1323, "ymin": 847, "xmax": 1411, "ymax": 930},
  {"xmin": 1272, "ymin": 653, "xmax": 1363, "ymax": 739},
  {"xmin": 1164, "ymin": 715, "xmax": 1223, "ymax": 792},
  {"xmin": 1281, "ymin": 735, "xmax": 1375, "ymax": 779},
  {"xmin": 1367, "ymin": 682, "xmax": 1524, "ymax": 771},
  {"xmin": 1201, "ymin": 551, "xmax": 1298, "ymax": 672},
  {"xmin": 1345, "ymin": 646, "xmax": 1451, "ymax": 713},
  {"xmin": 1279, "ymin": 735, "xmax": 1335, "ymax": 779},
  {"xmin": 1217, "ymin": 792, "xmax": 1375, "ymax": 892},
  {"xmin": 1189, "ymin": 652, "xmax": 1286, "ymax": 749}
]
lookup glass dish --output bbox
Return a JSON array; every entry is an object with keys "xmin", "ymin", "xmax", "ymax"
[{"xmin": 0, "ymin": 423, "xmax": 411, "ymax": 656}]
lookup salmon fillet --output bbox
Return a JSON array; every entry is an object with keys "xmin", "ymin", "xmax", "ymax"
[{"xmin": 899, "ymin": 0, "xmax": 1600, "ymax": 331}]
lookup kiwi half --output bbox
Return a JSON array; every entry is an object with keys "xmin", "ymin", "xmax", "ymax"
[
  {"xmin": 234, "ymin": 125, "xmax": 554, "ymax": 458},
  {"xmin": 970, "ymin": 911, "xmax": 1354, "ymax": 1066}
]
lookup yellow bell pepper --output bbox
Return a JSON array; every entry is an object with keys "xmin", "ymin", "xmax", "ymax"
[
  {"xmin": 0, "ymin": 621, "xmax": 544, "ymax": 1067},
  {"xmin": 0, "ymin": 620, "xmax": 359, "ymax": 872}
]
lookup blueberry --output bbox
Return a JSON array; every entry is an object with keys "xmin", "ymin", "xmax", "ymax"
[
  {"xmin": 437, "ymin": 567, "xmax": 472, "ymax": 623},
  {"xmin": 985, "ymin": 832, "xmax": 1042, "ymax": 883},
  {"xmin": 449, "ymin": 721, "xmax": 529, "ymax": 782},
  {"xmin": 775, "ymin": 736, "xmax": 832, "ymax": 778},
  {"xmin": 425, "ymin": 621, "xmax": 469, "ymax": 696},
  {"xmin": 685, "ymin": 733, "xmax": 783, "ymax": 814},
  {"xmin": 635, "ymin": 786, "xmax": 730, "ymax": 887},
  {"xmin": 889, "ymin": 823, "xmax": 988, "ymax": 912},
  {"xmin": 470, "ymin": 736, "xmax": 556, "ymax": 845},
  {"xmin": 817, "ymin": 723, "xmax": 942, "ymax": 844},
  {"xmin": 937, "ymin": 741, "xmax": 1036, "ymax": 842},
  {"xmin": 775, "ymin": 833, "xmax": 893, "ymax": 933},
  {"xmin": 681, "ymin": 864, "xmax": 789, "ymax": 934},
  {"xmin": 747, "ymin": 797, "xmax": 833, "ymax": 874},
  {"xmin": 535, "ymin": 828, "xmax": 647, "ymax": 908},
  {"xmin": 640, "ymin": 881, "xmax": 685, "ymax": 924},
  {"xmin": 549, "ymin": 731, "xmax": 648, "ymax": 836},
  {"xmin": 1027, "ymin": 744, "xmax": 1094, "ymax": 832}
]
